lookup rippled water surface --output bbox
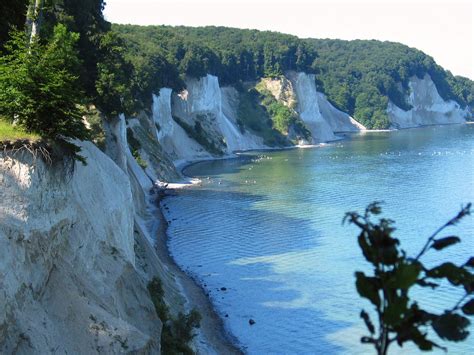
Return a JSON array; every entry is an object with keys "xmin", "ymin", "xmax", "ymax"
[{"xmin": 163, "ymin": 125, "xmax": 474, "ymax": 354}]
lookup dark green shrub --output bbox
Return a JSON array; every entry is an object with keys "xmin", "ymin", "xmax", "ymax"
[
  {"xmin": 147, "ymin": 277, "xmax": 201, "ymax": 354},
  {"xmin": 147, "ymin": 277, "xmax": 169, "ymax": 322},
  {"xmin": 0, "ymin": 25, "xmax": 88, "ymax": 162},
  {"xmin": 126, "ymin": 127, "xmax": 147, "ymax": 168},
  {"xmin": 236, "ymin": 87, "xmax": 290, "ymax": 146},
  {"xmin": 162, "ymin": 310, "xmax": 202, "ymax": 355}
]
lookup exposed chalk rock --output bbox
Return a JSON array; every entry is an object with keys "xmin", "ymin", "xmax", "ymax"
[
  {"xmin": 220, "ymin": 85, "xmax": 267, "ymax": 151},
  {"xmin": 316, "ymin": 92, "xmax": 366, "ymax": 132},
  {"xmin": 127, "ymin": 112, "xmax": 179, "ymax": 183},
  {"xmin": 387, "ymin": 74, "xmax": 467, "ymax": 128},
  {"xmin": 153, "ymin": 88, "xmax": 213, "ymax": 164},
  {"xmin": 258, "ymin": 76, "xmax": 297, "ymax": 108},
  {"xmin": 290, "ymin": 72, "xmax": 337, "ymax": 143},
  {"xmin": 0, "ymin": 142, "xmax": 161, "ymax": 353},
  {"xmin": 261, "ymin": 73, "xmax": 365, "ymax": 135},
  {"xmin": 160, "ymin": 75, "xmax": 265, "ymax": 164}
]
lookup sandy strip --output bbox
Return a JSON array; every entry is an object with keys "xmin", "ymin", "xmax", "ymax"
[{"xmin": 153, "ymin": 197, "xmax": 243, "ymax": 354}]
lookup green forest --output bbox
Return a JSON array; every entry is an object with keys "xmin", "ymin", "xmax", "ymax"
[
  {"xmin": 114, "ymin": 25, "xmax": 474, "ymax": 128},
  {"xmin": 1, "ymin": 1, "xmax": 473, "ymax": 141}
]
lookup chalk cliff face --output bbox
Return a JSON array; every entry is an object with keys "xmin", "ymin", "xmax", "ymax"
[
  {"xmin": 387, "ymin": 74, "xmax": 468, "ymax": 128},
  {"xmin": 153, "ymin": 88, "xmax": 213, "ymax": 164},
  {"xmin": 290, "ymin": 72, "xmax": 338, "ymax": 142},
  {"xmin": 151, "ymin": 71, "xmax": 468, "ymax": 161},
  {"xmin": 153, "ymin": 75, "xmax": 265, "ymax": 165},
  {"xmin": 0, "ymin": 142, "xmax": 161, "ymax": 353},
  {"xmin": 0, "ymin": 68, "xmax": 469, "ymax": 355},
  {"xmin": 259, "ymin": 76, "xmax": 297, "ymax": 108},
  {"xmin": 178, "ymin": 75, "xmax": 266, "ymax": 152},
  {"xmin": 259, "ymin": 72, "xmax": 365, "ymax": 142},
  {"xmin": 315, "ymin": 92, "xmax": 366, "ymax": 132},
  {"xmin": 218, "ymin": 84, "xmax": 266, "ymax": 152}
]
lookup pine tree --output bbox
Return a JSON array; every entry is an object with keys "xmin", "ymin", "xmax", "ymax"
[{"xmin": 0, "ymin": 24, "xmax": 88, "ymax": 159}]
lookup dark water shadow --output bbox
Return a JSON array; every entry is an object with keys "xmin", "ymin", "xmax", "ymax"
[
  {"xmin": 182, "ymin": 154, "xmax": 260, "ymax": 178},
  {"xmin": 164, "ymin": 187, "xmax": 351, "ymax": 353}
]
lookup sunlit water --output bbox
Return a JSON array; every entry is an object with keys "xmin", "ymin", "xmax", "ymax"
[{"xmin": 163, "ymin": 125, "xmax": 474, "ymax": 354}]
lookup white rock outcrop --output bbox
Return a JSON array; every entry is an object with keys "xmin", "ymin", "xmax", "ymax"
[
  {"xmin": 258, "ymin": 76, "xmax": 297, "ymax": 108},
  {"xmin": 183, "ymin": 75, "xmax": 266, "ymax": 152},
  {"xmin": 290, "ymin": 72, "xmax": 338, "ymax": 143},
  {"xmin": 153, "ymin": 88, "xmax": 212, "ymax": 164},
  {"xmin": 0, "ymin": 142, "xmax": 161, "ymax": 353},
  {"xmin": 104, "ymin": 114, "xmax": 153, "ymax": 192},
  {"xmin": 154, "ymin": 72, "xmax": 366, "ymax": 159},
  {"xmin": 261, "ymin": 73, "xmax": 365, "ymax": 137},
  {"xmin": 161, "ymin": 75, "xmax": 266, "ymax": 165},
  {"xmin": 316, "ymin": 92, "xmax": 366, "ymax": 132},
  {"xmin": 220, "ymin": 85, "xmax": 267, "ymax": 151},
  {"xmin": 387, "ymin": 74, "xmax": 468, "ymax": 128}
]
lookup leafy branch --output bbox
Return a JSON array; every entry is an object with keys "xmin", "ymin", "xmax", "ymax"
[{"xmin": 344, "ymin": 202, "xmax": 473, "ymax": 355}]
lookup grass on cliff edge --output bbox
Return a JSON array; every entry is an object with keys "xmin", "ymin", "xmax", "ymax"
[{"xmin": 0, "ymin": 118, "xmax": 39, "ymax": 142}]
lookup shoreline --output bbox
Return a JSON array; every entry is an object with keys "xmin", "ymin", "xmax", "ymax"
[
  {"xmin": 171, "ymin": 122, "xmax": 470, "ymax": 180},
  {"xmin": 153, "ymin": 193, "xmax": 243, "ymax": 354},
  {"xmin": 155, "ymin": 139, "xmax": 345, "ymax": 352}
]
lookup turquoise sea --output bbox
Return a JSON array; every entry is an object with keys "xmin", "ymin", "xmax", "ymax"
[{"xmin": 163, "ymin": 124, "xmax": 474, "ymax": 354}]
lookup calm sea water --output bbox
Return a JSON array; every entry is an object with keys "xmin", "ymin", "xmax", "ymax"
[{"xmin": 163, "ymin": 124, "xmax": 474, "ymax": 354}]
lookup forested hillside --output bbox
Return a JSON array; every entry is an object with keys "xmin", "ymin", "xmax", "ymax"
[
  {"xmin": 0, "ymin": 0, "xmax": 123, "ymax": 150},
  {"xmin": 114, "ymin": 25, "xmax": 474, "ymax": 128},
  {"xmin": 1, "ymin": 3, "xmax": 472, "ymax": 133},
  {"xmin": 308, "ymin": 38, "xmax": 474, "ymax": 127}
]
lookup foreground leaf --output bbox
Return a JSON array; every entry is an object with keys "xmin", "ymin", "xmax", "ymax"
[
  {"xmin": 431, "ymin": 236, "xmax": 460, "ymax": 251},
  {"xmin": 355, "ymin": 272, "xmax": 380, "ymax": 307},
  {"xmin": 432, "ymin": 313, "xmax": 470, "ymax": 341},
  {"xmin": 461, "ymin": 299, "xmax": 474, "ymax": 315},
  {"xmin": 360, "ymin": 310, "xmax": 375, "ymax": 334},
  {"xmin": 389, "ymin": 263, "xmax": 421, "ymax": 289}
]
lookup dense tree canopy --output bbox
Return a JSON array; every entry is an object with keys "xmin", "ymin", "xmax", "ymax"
[
  {"xmin": 0, "ymin": 25, "xmax": 88, "ymax": 144},
  {"xmin": 307, "ymin": 39, "xmax": 472, "ymax": 127},
  {"xmin": 40, "ymin": 0, "xmax": 111, "ymax": 97},
  {"xmin": 0, "ymin": 0, "xmax": 28, "ymax": 51},
  {"xmin": 0, "ymin": 0, "xmax": 115, "ymax": 162},
  {"xmin": 114, "ymin": 25, "xmax": 473, "ymax": 129},
  {"xmin": 114, "ymin": 25, "xmax": 317, "ymax": 86},
  {"xmin": 1, "ymin": 2, "xmax": 472, "ymax": 133},
  {"xmin": 0, "ymin": 0, "xmax": 134, "ymax": 118}
]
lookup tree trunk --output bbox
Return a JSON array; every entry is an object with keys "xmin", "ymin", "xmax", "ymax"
[{"xmin": 26, "ymin": 0, "xmax": 44, "ymax": 42}]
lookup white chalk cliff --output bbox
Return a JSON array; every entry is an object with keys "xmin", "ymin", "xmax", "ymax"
[
  {"xmin": 290, "ymin": 72, "xmax": 338, "ymax": 142},
  {"xmin": 387, "ymin": 74, "xmax": 468, "ymax": 129},
  {"xmin": 153, "ymin": 88, "xmax": 212, "ymax": 164},
  {"xmin": 261, "ymin": 72, "xmax": 365, "ymax": 140},
  {"xmin": 0, "ymin": 142, "xmax": 161, "ymax": 353},
  {"xmin": 153, "ymin": 75, "xmax": 267, "ymax": 165},
  {"xmin": 0, "ymin": 68, "xmax": 469, "ymax": 354},
  {"xmin": 153, "ymin": 72, "xmax": 468, "ymax": 159},
  {"xmin": 177, "ymin": 75, "xmax": 265, "ymax": 152},
  {"xmin": 316, "ymin": 92, "xmax": 366, "ymax": 132}
]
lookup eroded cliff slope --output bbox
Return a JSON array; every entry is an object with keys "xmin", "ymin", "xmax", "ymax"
[
  {"xmin": 0, "ymin": 142, "xmax": 161, "ymax": 353},
  {"xmin": 0, "ymin": 68, "xmax": 470, "ymax": 355},
  {"xmin": 387, "ymin": 74, "xmax": 468, "ymax": 128}
]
